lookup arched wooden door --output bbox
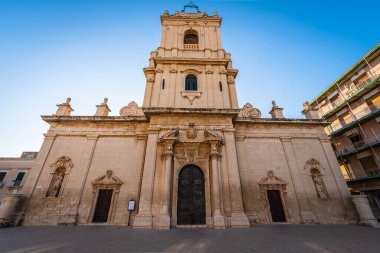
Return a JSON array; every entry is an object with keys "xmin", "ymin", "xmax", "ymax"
[{"xmin": 177, "ymin": 165, "xmax": 206, "ymax": 225}]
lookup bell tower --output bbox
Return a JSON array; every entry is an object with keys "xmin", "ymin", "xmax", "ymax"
[{"xmin": 142, "ymin": 5, "xmax": 239, "ymax": 109}]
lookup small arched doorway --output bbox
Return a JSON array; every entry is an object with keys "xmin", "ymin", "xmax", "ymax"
[{"xmin": 177, "ymin": 165, "xmax": 206, "ymax": 225}]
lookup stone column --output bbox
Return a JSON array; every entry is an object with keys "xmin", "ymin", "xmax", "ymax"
[
  {"xmin": 134, "ymin": 128, "xmax": 159, "ymax": 228},
  {"xmin": 158, "ymin": 140, "xmax": 175, "ymax": 229},
  {"xmin": 223, "ymin": 129, "xmax": 249, "ymax": 227},
  {"xmin": 351, "ymin": 194, "xmax": 379, "ymax": 227},
  {"xmin": 0, "ymin": 193, "xmax": 22, "ymax": 226},
  {"xmin": 210, "ymin": 141, "xmax": 225, "ymax": 228}
]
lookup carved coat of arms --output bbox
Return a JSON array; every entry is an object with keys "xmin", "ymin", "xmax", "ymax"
[{"xmin": 186, "ymin": 123, "xmax": 197, "ymax": 139}]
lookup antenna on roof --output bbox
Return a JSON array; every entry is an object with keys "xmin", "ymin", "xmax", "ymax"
[{"xmin": 181, "ymin": 1, "xmax": 201, "ymax": 13}]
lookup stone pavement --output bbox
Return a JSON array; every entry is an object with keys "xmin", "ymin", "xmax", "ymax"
[{"xmin": 0, "ymin": 225, "xmax": 379, "ymax": 253}]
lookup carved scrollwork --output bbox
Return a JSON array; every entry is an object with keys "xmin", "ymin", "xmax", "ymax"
[
  {"xmin": 50, "ymin": 156, "xmax": 73, "ymax": 174},
  {"xmin": 238, "ymin": 103, "xmax": 262, "ymax": 119},
  {"xmin": 92, "ymin": 170, "xmax": 123, "ymax": 189},
  {"xmin": 119, "ymin": 101, "xmax": 145, "ymax": 117},
  {"xmin": 181, "ymin": 91, "xmax": 201, "ymax": 105}
]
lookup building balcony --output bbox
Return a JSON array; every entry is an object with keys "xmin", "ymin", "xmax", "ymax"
[
  {"xmin": 319, "ymin": 75, "xmax": 380, "ymax": 119},
  {"xmin": 183, "ymin": 44, "xmax": 199, "ymax": 50},
  {"xmin": 335, "ymin": 133, "xmax": 380, "ymax": 158},
  {"xmin": 326, "ymin": 103, "xmax": 380, "ymax": 136}
]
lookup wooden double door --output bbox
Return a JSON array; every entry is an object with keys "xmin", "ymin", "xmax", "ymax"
[{"xmin": 177, "ymin": 165, "xmax": 206, "ymax": 225}]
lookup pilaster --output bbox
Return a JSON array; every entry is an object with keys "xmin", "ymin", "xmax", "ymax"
[
  {"xmin": 134, "ymin": 128, "xmax": 160, "ymax": 228},
  {"xmin": 280, "ymin": 137, "xmax": 317, "ymax": 223},
  {"xmin": 223, "ymin": 129, "xmax": 249, "ymax": 227}
]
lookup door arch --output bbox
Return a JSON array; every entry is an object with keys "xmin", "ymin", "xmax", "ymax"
[{"xmin": 177, "ymin": 164, "xmax": 206, "ymax": 225}]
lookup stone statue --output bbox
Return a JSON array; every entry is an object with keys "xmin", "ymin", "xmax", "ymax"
[
  {"xmin": 312, "ymin": 175, "xmax": 327, "ymax": 199},
  {"xmin": 49, "ymin": 174, "xmax": 64, "ymax": 197}
]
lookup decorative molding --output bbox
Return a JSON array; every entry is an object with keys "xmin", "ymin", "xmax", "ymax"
[
  {"xmin": 92, "ymin": 170, "xmax": 123, "ymax": 190},
  {"xmin": 186, "ymin": 122, "xmax": 197, "ymax": 139},
  {"xmin": 50, "ymin": 156, "xmax": 73, "ymax": 174},
  {"xmin": 258, "ymin": 171, "xmax": 287, "ymax": 189},
  {"xmin": 181, "ymin": 91, "xmax": 202, "ymax": 105},
  {"xmin": 238, "ymin": 103, "xmax": 261, "ymax": 119},
  {"xmin": 119, "ymin": 101, "xmax": 145, "ymax": 117},
  {"xmin": 304, "ymin": 158, "xmax": 324, "ymax": 171},
  {"xmin": 180, "ymin": 68, "xmax": 203, "ymax": 74}
]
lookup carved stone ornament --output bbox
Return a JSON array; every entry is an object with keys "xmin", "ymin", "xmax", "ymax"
[
  {"xmin": 92, "ymin": 170, "xmax": 123, "ymax": 189},
  {"xmin": 119, "ymin": 101, "xmax": 145, "ymax": 117},
  {"xmin": 304, "ymin": 159, "xmax": 323, "ymax": 171},
  {"xmin": 160, "ymin": 128, "xmax": 180, "ymax": 140},
  {"xmin": 204, "ymin": 129, "xmax": 223, "ymax": 142},
  {"xmin": 50, "ymin": 156, "xmax": 73, "ymax": 173},
  {"xmin": 186, "ymin": 123, "xmax": 197, "ymax": 139},
  {"xmin": 258, "ymin": 171, "xmax": 287, "ymax": 189},
  {"xmin": 238, "ymin": 103, "xmax": 262, "ymax": 119},
  {"xmin": 181, "ymin": 91, "xmax": 201, "ymax": 105}
]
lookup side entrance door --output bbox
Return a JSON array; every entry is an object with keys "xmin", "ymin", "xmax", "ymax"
[
  {"xmin": 93, "ymin": 189, "xmax": 113, "ymax": 223},
  {"xmin": 267, "ymin": 190, "xmax": 286, "ymax": 222}
]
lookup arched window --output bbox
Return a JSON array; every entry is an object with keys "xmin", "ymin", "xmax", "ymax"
[
  {"xmin": 184, "ymin": 33, "xmax": 198, "ymax": 44},
  {"xmin": 46, "ymin": 167, "xmax": 66, "ymax": 197},
  {"xmin": 185, "ymin": 74, "xmax": 197, "ymax": 91},
  {"xmin": 184, "ymin": 29, "xmax": 198, "ymax": 50}
]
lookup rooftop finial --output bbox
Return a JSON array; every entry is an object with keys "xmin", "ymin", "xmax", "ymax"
[{"xmin": 181, "ymin": 1, "xmax": 201, "ymax": 13}]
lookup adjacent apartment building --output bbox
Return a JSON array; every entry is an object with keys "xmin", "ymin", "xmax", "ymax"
[{"xmin": 303, "ymin": 42, "xmax": 380, "ymax": 220}]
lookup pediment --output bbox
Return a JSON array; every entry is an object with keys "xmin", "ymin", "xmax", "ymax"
[
  {"xmin": 258, "ymin": 171, "xmax": 287, "ymax": 186},
  {"xmin": 92, "ymin": 170, "xmax": 123, "ymax": 187}
]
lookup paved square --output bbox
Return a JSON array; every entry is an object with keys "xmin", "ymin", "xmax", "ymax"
[{"xmin": 0, "ymin": 225, "xmax": 379, "ymax": 253}]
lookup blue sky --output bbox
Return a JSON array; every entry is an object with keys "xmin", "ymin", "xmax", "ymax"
[{"xmin": 0, "ymin": 0, "xmax": 379, "ymax": 156}]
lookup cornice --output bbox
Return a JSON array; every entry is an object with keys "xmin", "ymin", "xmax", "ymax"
[
  {"xmin": 153, "ymin": 57, "xmax": 229, "ymax": 65},
  {"xmin": 160, "ymin": 14, "xmax": 222, "ymax": 25},
  {"xmin": 41, "ymin": 115, "xmax": 148, "ymax": 123},
  {"xmin": 234, "ymin": 117, "xmax": 329, "ymax": 126},
  {"xmin": 142, "ymin": 107, "xmax": 239, "ymax": 117}
]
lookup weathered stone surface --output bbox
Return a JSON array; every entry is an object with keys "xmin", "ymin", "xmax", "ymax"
[{"xmin": 0, "ymin": 8, "xmax": 358, "ymax": 229}]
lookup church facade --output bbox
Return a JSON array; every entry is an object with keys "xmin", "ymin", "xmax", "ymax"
[{"xmin": 2, "ymin": 8, "xmax": 357, "ymax": 228}]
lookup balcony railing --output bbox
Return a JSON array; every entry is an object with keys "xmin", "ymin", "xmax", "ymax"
[
  {"xmin": 184, "ymin": 44, "xmax": 199, "ymax": 50},
  {"xmin": 335, "ymin": 133, "xmax": 380, "ymax": 157},
  {"xmin": 325, "ymin": 103, "xmax": 380, "ymax": 135},
  {"xmin": 318, "ymin": 75, "xmax": 380, "ymax": 118},
  {"xmin": 365, "ymin": 167, "xmax": 380, "ymax": 177}
]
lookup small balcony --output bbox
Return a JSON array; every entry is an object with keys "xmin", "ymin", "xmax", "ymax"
[
  {"xmin": 319, "ymin": 75, "xmax": 380, "ymax": 119},
  {"xmin": 365, "ymin": 167, "xmax": 380, "ymax": 177},
  {"xmin": 184, "ymin": 44, "xmax": 199, "ymax": 50},
  {"xmin": 326, "ymin": 103, "xmax": 380, "ymax": 136},
  {"xmin": 345, "ymin": 166, "xmax": 380, "ymax": 182},
  {"xmin": 335, "ymin": 133, "xmax": 380, "ymax": 158}
]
